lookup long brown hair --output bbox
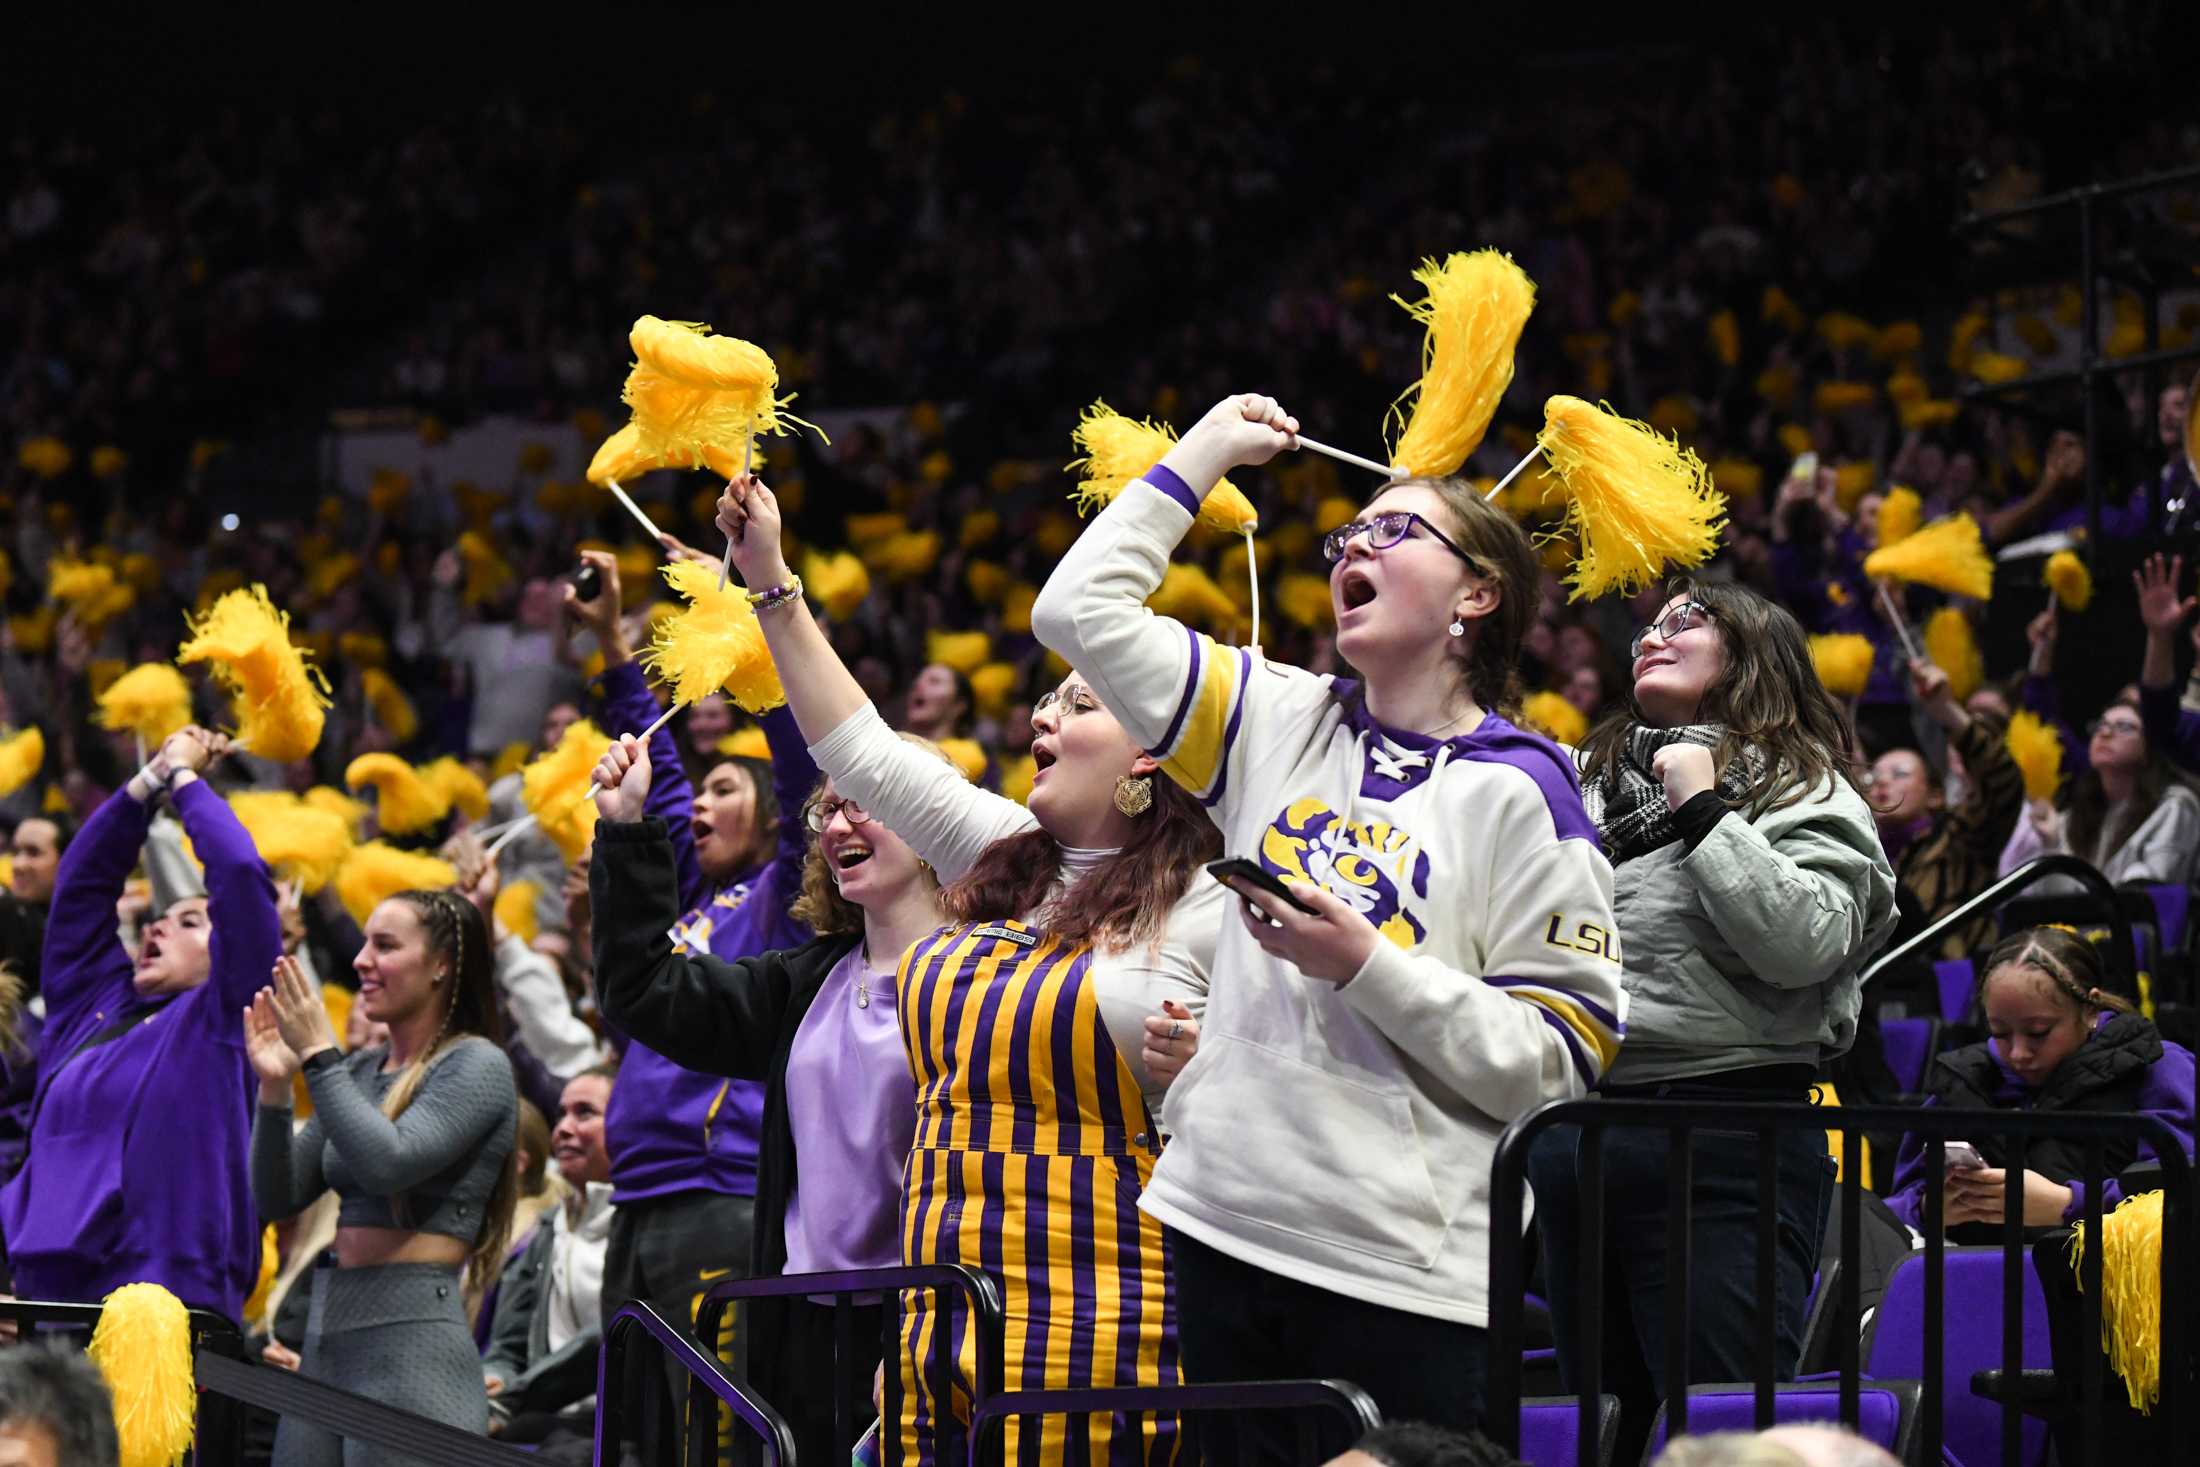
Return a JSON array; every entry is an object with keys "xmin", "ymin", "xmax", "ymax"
[
  {"xmin": 2062, "ymin": 697, "xmax": 2185, "ymax": 865},
  {"xmin": 385, "ymin": 889, "xmax": 518, "ymax": 1292},
  {"xmin": 1376, "ymin": 476, "xmax": 1543, "ymax": 722},
  {"xmin": 941, "ymin": 774, "xmax": 1221, "ymax": 952},
  {"xmin": 1579, "ymin": 576, "xmax": 1862, "ymax": 817},
  {"xmin": 789, "ymin": 735, "xmax": 955, "ymax": 934}
]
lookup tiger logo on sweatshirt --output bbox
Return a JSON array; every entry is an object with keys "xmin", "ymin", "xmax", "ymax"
[{"xmin": 1258, "ymin": 796, "xmax": 1432, "ymax": 948}]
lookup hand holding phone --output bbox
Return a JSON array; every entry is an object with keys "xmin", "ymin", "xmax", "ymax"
[
  {"xmin": 1944, "ymin": 1140, "xmax": 1987, "ymax": 1174},
  {"xmin": 1207, "ymin": 858, "xmax": 1320, "ymax": 916}
]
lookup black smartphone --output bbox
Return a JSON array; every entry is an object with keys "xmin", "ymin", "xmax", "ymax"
[
  {"xmin": 1206, "ymin": 857, "xmax": 1320, "ymax": 915},
  {"xmin": 571, "ymin": 561, "xmax": 603, "ymax": 603}
]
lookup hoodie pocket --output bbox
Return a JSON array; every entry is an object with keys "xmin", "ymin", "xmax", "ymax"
[{"xmin": 1169, "ymin": 1034, "xmax": 1448, "ymax": 1270}]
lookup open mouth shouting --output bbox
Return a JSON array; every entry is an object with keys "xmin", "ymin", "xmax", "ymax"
[
  {"xmin": 1336, "ymin": 567, "xmax": 1378, "ymax": 615},
  {"xmin": 1030, "ymin": 741, "xmax": 1060, "ymax": 783}
]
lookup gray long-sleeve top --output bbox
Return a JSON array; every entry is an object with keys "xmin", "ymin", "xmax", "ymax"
[{"xmin": 251, "ymin": 1038, "xmax": 517, "ymax": 1242}]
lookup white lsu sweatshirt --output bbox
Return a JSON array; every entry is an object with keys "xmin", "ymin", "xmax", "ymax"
[{"xmin": 1032, "ymin": 470, "xmax": 1626, "ymax": 1326}]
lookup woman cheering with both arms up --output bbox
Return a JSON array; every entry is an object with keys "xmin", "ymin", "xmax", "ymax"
[{"xmin": 698, "ymin": 471, "xmax": 1222, "ymax": 1465}]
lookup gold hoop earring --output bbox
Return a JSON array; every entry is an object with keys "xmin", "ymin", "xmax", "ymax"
[{"xmin": 1113, "ymin": 774, "xmax": 1154, "ymax": 817}]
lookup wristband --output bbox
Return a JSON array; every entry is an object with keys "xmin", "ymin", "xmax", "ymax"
[
  {"xmin": 746, "ymin": 574, "xmax": 804, "ymax": 614},
  {"xmin": 300, "ymin": 1046, "xmax": 341, "ymax": 1075}
]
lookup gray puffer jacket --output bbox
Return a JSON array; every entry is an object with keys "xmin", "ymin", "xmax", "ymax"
[{"xmin": 1600, "ymin": 772, "xmax": 1898, "ymax": 1086}]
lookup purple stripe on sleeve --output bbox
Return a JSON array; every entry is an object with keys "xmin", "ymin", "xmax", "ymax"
[
  {"xmin": 1151, "ymin": 627, "xmax": 1203, "ymax": 758},
  {"xmin": 1140, "ymin": 465, "xmax": 1201, "ymax": 518},
  {"xmin": 1533, "ymin": 1006, "xmax": 1599, "ymax": 1090},
  {"xmin": 1481, "ymin": 975, "xmax": 1624, "ymax": 1035},
  {"xmin": 1198, "ymin": 649, "xmax": 1254, "ymax": 808}
]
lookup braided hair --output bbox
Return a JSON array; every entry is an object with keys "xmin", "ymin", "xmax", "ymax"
[
  {"xmin": 380, "ymin": 888, "xmax": 516, "ymax": 1290},
  {"xmin": 1977, "ymin": 925, "xmax": 2136, "ymax": 1016}
]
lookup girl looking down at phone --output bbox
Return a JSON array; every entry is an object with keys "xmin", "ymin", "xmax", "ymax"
[
  {"xmin": 1883, "ymin": 926, "xmax": 2195, "ymax": 1242},
  {"xmin": 714, "ymin": 472, "xmax": 1221, "ymax": 1465},
  {"xmin": 1029, "ymin": 392, "xmax": 1621, "ymax": 1435}
]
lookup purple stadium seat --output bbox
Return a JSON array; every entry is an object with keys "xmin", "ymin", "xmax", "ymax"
[
  {"xmin": 1933, "ymin": 958, "xmax": 1975, "ymax": 1025},
  {"xmin": 2145, "ymin": 883, "xmax": 2188, "ymax": 952},
  {"xmin": 1519, "ymin": 1394, "xmax": 1619, "ymax": 1467},
  {"xmin": 1864, "ymin": 1249, "xmax": 2050, "ymax": 1467},
  {"xmin": 1642, "ymin": 1380, "xmax": 1918, "ymax": 1462},
  {"xmin": 1880, "ymin": 1016, "xmax": 1942, "ymax": 1095}
]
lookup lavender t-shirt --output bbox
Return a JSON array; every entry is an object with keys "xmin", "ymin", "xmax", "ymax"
[{"xmin": 781, "ymin": 945, "xmax": 917, "ymax": 1275}]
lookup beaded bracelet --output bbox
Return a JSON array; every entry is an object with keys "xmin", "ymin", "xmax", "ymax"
[{"xmin": 747, "ymin": 574, "xmax": 805, "ymax": 614}]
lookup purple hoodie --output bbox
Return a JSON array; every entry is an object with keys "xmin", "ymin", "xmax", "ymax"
[
  {"xmin": 0, "ymin": 781, "xmax": 280, "ymax": 1319},
  {"xmin": 596, "ymin": 662, "xmax": 817, "ymax": 1204}
]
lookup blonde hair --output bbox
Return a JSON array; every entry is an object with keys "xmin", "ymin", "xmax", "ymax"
[{"xmin": 789, "ymin": 733, "xmax": 955, "ymax": 934}]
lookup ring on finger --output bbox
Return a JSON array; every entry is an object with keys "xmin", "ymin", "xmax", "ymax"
[{"xmin": 1167, "ymin": 1021, "xmax": 1183, "ymax": 1041}]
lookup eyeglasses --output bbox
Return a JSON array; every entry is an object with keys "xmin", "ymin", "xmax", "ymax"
[
  {"xmin": 1321, "ymin": 511, "xmax": 1480, "ymax": 571},
  {"xmin": 804, "ymin": 795, "xmax": 871, "ymax": 833},
  {"xmin": 2088, "ymin": 716, "xmax": 2144, "ymax": 738},
  {"xmin": 1630, "ymin": 601, "xmax": 1713, "ymax": 662},
  {"xmin": 1034, "ymin": 686, "xmax": 1099, "ymax": 718}
]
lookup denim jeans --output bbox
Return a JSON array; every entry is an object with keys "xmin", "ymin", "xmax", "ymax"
[{"xmin": 1527, "ymin": 1114, "xmax": 1833, "ymax": 1431}]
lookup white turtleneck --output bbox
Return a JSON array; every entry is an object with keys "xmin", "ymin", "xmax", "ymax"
[{"xmin": 810, "ymin": 704, "xmax": 1221, "ymax": 1125}]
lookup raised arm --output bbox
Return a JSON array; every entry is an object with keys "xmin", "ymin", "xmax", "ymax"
[
  {"xmin": 171, "ymin": 778, "xmax": 283, "ymax": 1014},
  {"xmin": 587, "ymin": 806, "xmax": 809, "ymax": 1078},
  {"xmin": 36, "ymin": 786, "xmax": 152, "ymax": 1031},
  {"xmin": 712, "ymin": 478, "xmax": 1033, "ymax": 879}
]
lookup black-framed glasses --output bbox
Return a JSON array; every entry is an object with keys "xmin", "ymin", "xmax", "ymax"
[
  {"xmin": 2088, "ymin": 715, "xmax": 2144, "ymax": 738},
  {"xmin": 1629, "ymin": 601, "xmax": 1713, "ymax": 662},
  {"xmin": 1321, "ymin": 511, "xmax": 1480, "ymax": 571},
  {"xmin": 804, "ymin": 795, "xmax": 871, "ymax": 833}
]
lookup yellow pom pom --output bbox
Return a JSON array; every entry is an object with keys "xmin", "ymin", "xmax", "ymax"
[
  {"xmin": 964, "ymin": 560, "xmax": 1009, "ymax": 607},
  {"xmin": 48, "ymin": 556, "xmax": 118, "ymax": 606},
  {"xmin": 495, "ymin": 878, "xmax": 542, "ymax": 946},
  {"xmin": 1146, "ymin": 565, "xmax": 1239, "ymax": 631},
  {"xmin": 1886, "ymin": 370, "xmax": 1929, "ymax": 406},
  {"xmin": 2046, "ymin": 550, "xmax": 2093, "ymax": 611},
  {"xmin": 1314, "ymin": 496, "xmax": 1359, "ymax": 532},
  {"xmin": 359, "ymin": 667, "xmax": 419, "ymax": 744},
  {"xmin": 1816, "ymin": 312, "xmax": 1875, "ymax": 351},
  {"xmin": 1777, "ymin": 423, "xmax": 1815, "ymax": 458},
  {"xmin": 16, "ymin": 435, "xmax": 72, "ymax": 479},
  {"xmin": 1648, "ymin": 396, "xmax": 1699, "ymax": 435},
  {"xmin": 0, "ymin": 727, "xmax": 45, "ymax": 799},
  {"xmin": 1275, "ymin": 573, "xmax": 1336, "ymax": 631},
  {"xmin": 1924, "ymin": 607, "xmax": 1983, "ymax": 702},
  {"xmin": 420, "ymin": 757, "xmax": 490, "ymax": 822},
  {"xmin": 489, "ymin": 741, "xmax": 531, "ymax": 784},
  {"xmin": 1762, "ymin": 286, "xmax": 1805, "ymax": 333},
  {"xmin": 939, "ymin": 738, "xmax": 988, "ymax": 784},
  {"xmin": 926, "ymin": 630, "xmax": 991, "ymax": 675},
  {"xmin": 345, "ymin": 753, "xmax": 451, "ymax": 837},
  {"xmin": 455, "ymin": 530, "xmax": 516, "ymax": 607},
  {"xmin": 1809, "ymin": 634, "xmax": 1876, "ymax": 699},
  {"xmin": 1970, "ymin": 351, "xmax": 2029, "ymax": 385},
  {"xmin": 2005, "ymin": 710, "xmax": 2067, "ymax": 802},
  {"xmin": 92, "ymin": 443, "xmax": 130, "ymax": 479},
  {"xmin": 644, "ymin": 561, "xmax": 785, "ymax": 714},
  {"xmin": 2070, "ymin": 1189, "xmax": 2165, "ymax": 1411},
  {"xmin": 334, "ymin": 843, "xmax": 459, "ymax": 927},
  {"xmin": 1002, "ymin": 583, "xmax": 1039, "ymax": 635},
  {"xmin": 718, "ymin": 725, "xmax": 772, "ymax": 761},
  {"xmin": 865, "ymin": 529, "xmax": 943, "ymax": 584},
  {"xmin": 959, "ymin": 509, "xmax": 1002, "ymax": 550},
  {"xmin": 521, "ymin": 721, "xmax": 614, "ymax": 864},
  {"xmin": 1520, "ymin": 691, "xmax": 1588, "ymax": 747},
  {"xmin": 228, "ymin": 791, "xmax": 354, "ymax": 894},
  {"xmin": 1383, "ymin": 249, "xmax": 1537, "ymax": 477},
  {"xmin": 97, "ymin": 664, "xmax": 194, "ymax": 745},
  {"xmin": 1709, "ymin": 459, "xmax": 1764, "ymax": 501},
  {"xmin": 177, "ymin": 585, "xmax": 331, "ymax": 762},
  {"xmin": 1756, "ymin": 363, "xmax": 1800, "ymax": 411},
  {"xmin": 1813, "ymin": 380, "xmax": 1877, "ymax": 415},
  {"xmin": 87, "ymin": 1282, "xmax": 196, "ymax": 1467},
  {"xmin": 1000, "ymin": 753, "xmax": 1037, "ymax": 805},
  {"xmin": 1873, "ymin": 320, "xmax": 1923, "ymax": 360},
  {"xmin": 970, "ymin": 662, "xmax": 1018, "ymax": 720},
  {"xmin": 1707, "ymin": 310, "xmax": 1741, "ymax": 367},
  {"xmin": 1067, "ymin": 401, "xmax": 1255, "ymax": 533},
  {"xmin": 1900, "ymin": 398, "xmax": 1961, "ymax": 431},
  {"xmin": 618, "ymin": 317, "xmax": 822, "ymax": 474},
  {"xmin": 302, "ymin": 786, "xmax": 369, "ymax": 833},
  {"xmin": 1833, "ymin": 461, "xmax": 1876, "ymax": 509},
  {"xmin": 1536, "ymin": 396, "xmax": 1727, "ymax": 602},
  {"xmin": 1862, "ymin": 514, "xmax": 1994, "ymax": 600},
  {"xmin": 1876, "ymin": 486, "xmax": 1923, "ymax": 548}
]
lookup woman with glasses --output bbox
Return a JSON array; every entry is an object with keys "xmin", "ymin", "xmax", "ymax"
[
  {"xmin": 1029, "ymin": 392, "xmax": 1621, "ymax": 1440},
  {"xmin": 564, "ymin": 546, "xmax": 821, "ymax": 1460},
  {"xmin": 708, "ymin": 472, "xmax": 1223, "ymax": 1465},
  {"xmin": 588, "ymin": 729, "xmax": 952, "ymax": 1464},
  {"xmin": 1997, "ymin": 694, "xmax": 2200, "ymax": 889},
  {"xmin": 1534, "ymin": 577, "xmax": 1896, "ymax": 1450}
]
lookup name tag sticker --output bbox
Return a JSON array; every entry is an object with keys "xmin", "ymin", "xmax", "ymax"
[{"xmin": 973, "ymin": 925, "xmax": 1039, "ymax": 947}]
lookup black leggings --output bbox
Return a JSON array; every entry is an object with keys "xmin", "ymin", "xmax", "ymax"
[{"xmin": 1171, "ymin": 1231, "xmax": 1487, "ymax": 1463}]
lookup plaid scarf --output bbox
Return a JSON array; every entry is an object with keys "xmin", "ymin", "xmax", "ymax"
[{"xmin": 1580, "ymin": 723, "xmax": 1764, "ymax": 864}]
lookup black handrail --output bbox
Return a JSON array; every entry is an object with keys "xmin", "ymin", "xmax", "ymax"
[
  {"xmin": 0, "ymin": 1299, "xmax": 246, "ymax": 1467},
  {"xmin": 695, "ymin": 1263, "xmax": 1004, "ymax": 1462},
  {"xmin": 196, "ymin": 1351, "xmax": 538, "ymax": 1464},
  {"xmin": 595, "ymin": 1300, "xmax": 795, "ymax": 1467},
  {"xmin": 969, "ymin": 1379, "xmax": 1381, "ymax": 1465},
  {"xmin": 1858, "ymin": 853, "xmax": 2135, "ymax": 995},
  {"xmin": 1485, "ymin": 1099, "xmax": 2191, "ymax": 1465}
]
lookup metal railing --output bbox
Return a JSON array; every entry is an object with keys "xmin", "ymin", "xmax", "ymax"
[
  {"xmin": 969, "ymin": 1379, "xmax": 1380, "ymax": 1465},
  {"xmin": 1859, "ymin": 853, "xmax": 2137, "ymax": 997},
  {"xmin": 595, "ymin": 1300, "xmax": 796, "ymax": 1467},
  {"xmin": 695, "ymin": 1263, "xmax": 1002, "ymax": 1464},
  {"xmin": 1485, "ymin": 1098, "xmax": 2191, "ymax": 1467}
]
